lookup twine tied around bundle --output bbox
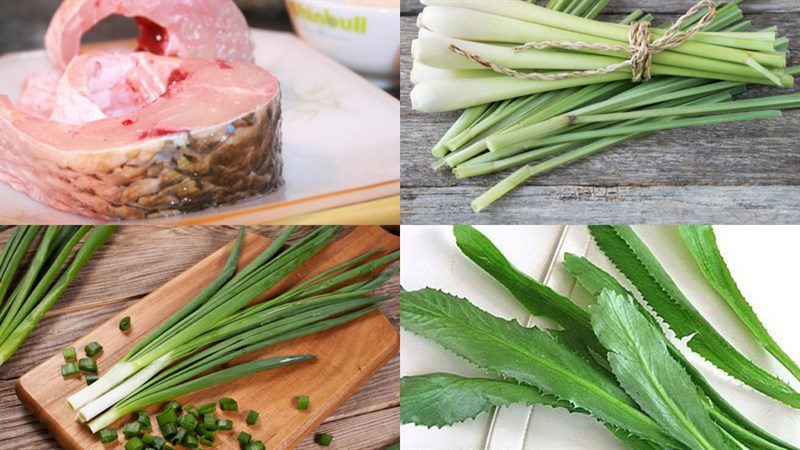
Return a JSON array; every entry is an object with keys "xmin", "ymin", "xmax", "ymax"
[{"xmin": 448, "ymin": 0, "xmax": 716, "ymax": 82}]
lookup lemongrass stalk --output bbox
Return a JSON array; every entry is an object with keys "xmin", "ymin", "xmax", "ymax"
[
  {"xmin": 487, "ymin": 78, "xmax": 731, "ymax": 151},
  {"xmin": 432, "ymin": 104, "xmax": 490, "ymax": 157},
  {"xmin": 0, "ymin": 226, "xmax": 116, "ymax": 365},
  {"xmin": 88, "ymin": 355, "xmax": 314, "ymax": 432},
  {"xmin": 421, "ymin": 0, "xmax": 779, "ymax": 57},
  {"xmin": 457, "ymin": 88, "xmax": 739, "ymax": 177},
  {"xmin": 414, "ymin": 35, "xmax": 784, "ymax": 85},
  {"xmin": 410, "ymin": 63, "xmax": 492, "ymax": 83},
  {"xmin": 471, "ymin": 110, "xmax": 780, "ymax": 211},
  {"xmin": 723, "ymin": 21, "xmax": 751, "ymax": 32}
]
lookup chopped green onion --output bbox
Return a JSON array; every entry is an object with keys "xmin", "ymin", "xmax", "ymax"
[
  {"xmin": 98, "ymin": 428, "xmax": 118, "ymax": 443},
  {"xmin": 246, "ymin": 410, "xmax": 260, "ymax": 424},
  {"xmin": 180, "ymin": 413, "xmax": 197, "ymax": 432},
  {"xmin": 296, "ymin": 396, "xmax": 309, "ymax": 411},
  {"xmin": 219, "ymin": 397, "xmax": 238, "ymax": 411},
  {"xmin": 122, "ymin": 421, "xmax": 142, "ymax": 437},
  {"xmin": 86, "ymin": 373, "xmax": 99, "ymax": 385},
  {"xmin": 184, "ymin": 405, "xmax": 199, "ymax": 417},
  {"xmin": 119, "ymin": 316, "xmax": 131, "ymax": 332},
  {"xmin": 136, "ymin": 411, "xmax": 152, "ymax": 430},
  {"xmin": 160, "ymin": 423, "xmax": 178, "ymax": 439},
  {"xmin": 163, "ymin": 445, "xmax": 174, "ymax": 450},
  {"xmin": 156, "ymin": 409, "xmax": 177, "ymax": 429},
  {"xmin": 170, "ymin": 428, "xmax": 186, "ymax": 445},
  {"xmin": 164, "ymin": 401, "xmax": 182, "ymax": 414},
  {"xmin": 63, "ymin": 347, "xmax": 77, "ymax": 361},
  {"xmin": 200, "ymin": 436, "xmax": 214, "ymax": 446},
  {"xmin": 182, "ymin": 433, "xmax": 198, "ymax": 448},
  {"xmin": 198, "ymin": 402, "xmax": 216, "ymax": 414},
  {"xmin": 216, "ymin": 418, "xmax": 233, "ymax": 430},
  {"xmin": 236, "ymin": 431, "xmax": 253, "ymax": 446},
  {"xmin": 84, "ymin": 342, "xmax": 103, "ymax": 357},
  {"xmin": 78, "ymin": 357, "xmax": 97, "ymax": 373},
  {"xmin": 315, "ymin": 433, "xmax": 333, "ymax": 446},
  {"xmin": 245, "ymin": 441, "xmax": 266, "ymax": 450},
  {"xmin": 152, "ymin": 436, "xmax": 167, "ymax": 450},
  {"xmin": 196, "ymin": 423, "xmax": 207, "ymax": 436},
  {"xmin": 61, "ymin": 362, "xmax": 80, "ymax": 377},
  {"xmin": 237, "ymin": 431, "xmax": 252, "ymax": 445},
  {"xmin": 203, "ymin": 413, "xmax": 218, "ymax": 431},
  {"xmin": 124, "ymin": 437, "xmax": 144, "ymax": 450},
  {"xmin": 142, "ymin": 434, "xmax": 155, "ymax": 444}
]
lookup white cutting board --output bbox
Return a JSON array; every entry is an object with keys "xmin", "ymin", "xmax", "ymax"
[
  {"xmin": 0, "ymin": 29, "xmax": 399, "ymax": 224},
  {"xmin": 400, "ymin": 225, "xmax": 800, "ymax": 449}
]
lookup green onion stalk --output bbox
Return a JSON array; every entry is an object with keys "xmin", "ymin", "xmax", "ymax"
[
  {"xmin": 65, "ymin": 226, "xmax": 399, "ymax": 433},
  {"xmin": 0, "ymin": 226, "xmax": 117, "ymax": 365}
]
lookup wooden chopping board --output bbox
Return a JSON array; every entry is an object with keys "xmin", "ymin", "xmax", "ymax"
[{"xmin": 16, "ymin": 226, "xmax": 399, "ymax": 450}]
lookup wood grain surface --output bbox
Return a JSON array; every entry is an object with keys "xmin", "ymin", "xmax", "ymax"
[
  {"xmin": 400, "ymin": 1, "xmax": 800, "ymax": 224},
  {"xmin": 0, "ymin": 226, "xmax": 400, "ymax": 450}
]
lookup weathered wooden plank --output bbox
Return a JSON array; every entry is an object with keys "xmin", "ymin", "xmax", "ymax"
[
  {"xmin": 401, "ymin": 11, "xmax": 800, "ymax": 223},
  {"xmin": 0, "ymin": 226, "xmax": 399, "ymax": 450},
  {"xmin": 401, "ymin": 185, "xmax": 800, "ymax": 224},
  {"xmin": 402, "ymin": 0, "xmax": 800, "ymax": 15}
]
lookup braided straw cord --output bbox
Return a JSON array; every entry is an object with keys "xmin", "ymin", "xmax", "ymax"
[{"xmin": 448, "ymin": 0, "xmax": 716, "ymax": 82}]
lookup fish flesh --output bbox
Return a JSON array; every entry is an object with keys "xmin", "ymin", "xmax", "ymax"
[
  {"xmin": 1, "ymin": 0, "xmax": 284, "ymax": 220},
  {"xmin": 45, "ymin": 0, "xmax": 254, "ymax": 70}
]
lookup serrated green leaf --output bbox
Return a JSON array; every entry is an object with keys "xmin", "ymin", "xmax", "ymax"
[
  {"xmin": 400, "ymin": 373, "xmax": 663, "ymax": 450},
  {"xmin": 400, "ymin": 373, "xmax": 574, "ymax": 427},
  {"xmin": 453, "ymin": 225, "xmax": 601, "ymax": 353},
  {"xmin": 589, "ymin": 225, "xmax": 800, "ymax": 408},
  {"xmin": 678, "ymin": 225, "xmax": 800, "ymax": 382},
  {"xmin": 592, "ymin": 289, "xmax": 733, "ymax": 450},
  {"xmin": 400, "ymin": 287, "xmax": 678, "ymax": 447},
  {"xmin": 564, "ymin": 252, "xmax": 799, "ymax": 450}
]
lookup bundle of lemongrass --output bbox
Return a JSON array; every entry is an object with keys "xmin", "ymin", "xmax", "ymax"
[
  {"xmin": 410, "ymin": 0, "xmax": 799, "ymax": 211},
  {"xmin": 66, "ymin": 226, "xmax": 399, "ymax": 436}
]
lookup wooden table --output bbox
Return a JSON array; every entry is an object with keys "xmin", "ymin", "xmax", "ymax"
[
  {"xmin": 401, "ymin": 0, "xmax": 800, "ymax": 224},
  {"xmin": 0, "ymin": 226, "xmax": 399, "ymax": 450}
]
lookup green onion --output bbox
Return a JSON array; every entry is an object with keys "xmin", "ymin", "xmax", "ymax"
[
  {"xmin": 170, "ymin": 428, "xmax": 186, "ymax": 445},
  {"xmin": 120, "ymin": 316, "xmax": 131, "ymax": 332},
  {"xmin": 245, "ymin": 441, "xmax": 266, "ymax": 450},
  {"xmin": 85, "ymin": 342, "xmax": 103, "ymax": 357},
  {"xmin": 160, "ymin": 423, "xmax": 178, "ymax": 439},
  {"xmin": 198, "ymin": 402, "xmax": 215, "ymax": 415},
  {"xmin": 152, "ymin": 436, "xmax": 167, "ymax": 450},
  {"xmin": 219, "ymin": 397, "xmax": 238, "ymax": 411},
  {"xmin": 200, "ymin": 435, "xmax": 214, "ymax": 446},
  {"xmin": 0, "ymin": 226, "xmax": 116, "ymax": 365},
  {"xmin": 184, "ymin": 405, "xmax": 199, "ymax": 417},
  {"xmin": 64, "ymin": 226, "xmax": 397, "ymax": 435},
  {"xmin": 157, "ymin": 409, "xmax": 177, "ymax": 427},
  {"xmin": 296, "ymin": 396, "xmax": 309, "ymax": 411},
  {"xmin": 142, "ymin": 434, "xmax": 155, "ymax": 444},
  {"xmin": 315, "ymin": 433, "xmax": 334, "ymax": 446},
  {"xmin": 98, "ymin": 428, "xmax": 117, "ymax": 443},
  {"xmin": 122, "ymin": 421, "xmax": 142, "ymax": 437},
  {"xmin": 64, "ymin": 347, "xmax": 77, "ymax": 361},
  {"xmin": 216, "ymin": 418, "xmax": 233, "ymax": 430},
  {"xmin": 182, "ymin": 433, "xmax": 198, "ymax": 448},
  {"xmin": 180, "ymin": 413, "xmax": 197, "ymax": 432},
  {"xmin": 246, "ymin": 409, "xmax": 260, "ymax": 424},
  {"xmin": 78, "ymin": 357, "xmax": 97, "ymax": 373},
  {"xmin": 124, "ymin": 437, "xmax": 144, "ymax": 450},
  {"xmin": 86, "ymin": 373, "xmax": 99, "ymax": 385},
  {"xmin": 203, "ymin": 413, "xmax": 218, "ymax": 431},
  {"xmin": 164, "ymin": 401, "xmax": 182, "ymax": 414},
  {"xmin": 136, "ymin": 411, "xmax": 152, "ymax": 430},
  {"xmin": 61, "ymin": 362, "xmax": 80, "ymax": 377},
  {"xmin": 238, "ymin": 431, "xmax": 252, "ymax": 445}
]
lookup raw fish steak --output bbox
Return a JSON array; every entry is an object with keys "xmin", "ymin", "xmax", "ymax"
[
  {"xmin": 46, "ymin": 0, "xmax": 254, "ymax": 70},
  {"xmin": 1, "ymin": 0, "xmax": 284, "ymax": 220},
  {"xmin": 1, "ymin": 52, "xmax": 282, "ymax": 219}
]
